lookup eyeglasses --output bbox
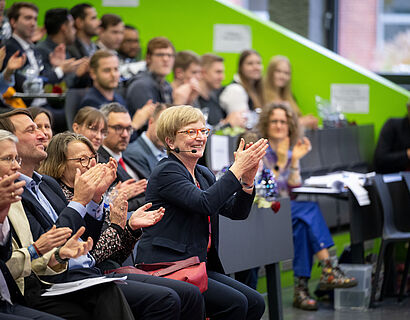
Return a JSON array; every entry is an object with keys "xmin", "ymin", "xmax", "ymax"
[
  {"xmin": 152, "ymin": 53, "xmax": 175, "ymax": 59},
  {"xmin": 108, "ymin": 125, "xmax": 134, "ymax": 135},
  {"xmin": 177, "ymin": 128, "xmax": 211, "ymax": 139},
  {"xmin": 67, "ymin": 154, "xmax": 98, "ymax": 167},
  {"xmin": 270, "ymin": 120, "xmax": 288, "ymax": 126},
  {"xmin": 86, "ymin": 126, "xmax": 107, "ymax": 138},
  {"xmin": 0, "ymin": 156, "xmax": 22, "ymax": 166}
]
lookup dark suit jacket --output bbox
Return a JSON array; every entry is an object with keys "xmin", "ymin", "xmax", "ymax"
[
  {"xmin": 3, "ymin": 37, "xmax": 60, "ymax": 92},
  {"xmin": 135, "ymin": 154, "xmax": 255, "ymax": 273},
  {"xmin": 0, "ymin": 235, "xmax": 26, "ymax": 305},
  {"xmin": 123, "ymin": 134, "xmax": 159, "ymax": 178},
  {"xmin": 97, "ymin": 146, "xmax": 146, "ymax": 211},
  {"xmin": 20, "ymin": 174, "xmax": 103, "ymax": 245},
  {"xmin": 374, "ymin": 116, "xmax": 410, "ymax": 174}
]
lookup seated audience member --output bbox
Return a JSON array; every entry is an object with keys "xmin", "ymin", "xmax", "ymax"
[
  {"xmin": 39, "ymin": 132, "xmax": 157, "ymax": 268},
  {"xmin": 136, "ymin": 105, "xmax": 267, "ymax": 320},
  {"xmin": 27, "ymin": 107, "xmax": 53, "ymax": 148},
  {"xmin": 35, "ymin": 8, "xmax": 88, "ymax": 85},
  {"xmin": 257, "ymin": 103, "xmax": 357, "ymax": 310},
  {"xmin": 263, "ymin": 56, "xmax": 318, "ymax": 130},
  {"xmin": 0, "ymin": 44, "xmax": 26, "ymax": 112},
  {"xmin": 3, "ymin": 3, "xmax": 66, "ymax": 92},
  {"xmin": 99, "ymin": 103, "xmax": 147, "ymax": 211},
  {"xmin": 374, "ymin": 102, "xmax": 410, "ymax": 173},
  {"xmin": 0, "ymin": 109, "xmax": 204, "ymax": 320},
  {"xmin": 78, "ymin": 50, "xmax": 125, "ymax": 109},
  {"xmin": 118, "ymin": 25, "xmax": 141, "ymax": 64},
  {"xmin": 171, "ymin": 50, "xmax": 201, "ymax": 106},
  {"xmin": 0, "ymin": 0, "xmax": 11, "ymax": 45},
  {"xmin": 68, "ymin": 3, "xmax": 100, "ymax": 59},
  {"xmin": 72, "ymin": 106, "xmax": 107, "ymax": 150},
  {"xmin": 197, "ymin": 53, "xmax": 244, "ymax": 128},
  {"xmin": 219, "ymin": 49, "xmax": 264, "ymax": 129},
  {"xmin": 0, "ymin": 129, "xmax": 134, "ymax": 320},
  {"xmin": 124, "ymin": 103, "xmax": 168, "ymax": 178},
  {"xmin": 96, "ymin": 14, "xmax": 124, "ymax": 54},
  {"xmin": 125, "ymin": 36, "xmax": 174, "ymax": 116}
]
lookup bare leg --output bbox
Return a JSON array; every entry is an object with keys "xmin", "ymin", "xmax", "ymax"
[{"xmin": 316, "ymin": 248, "xmax": 329, "ymax": 261}]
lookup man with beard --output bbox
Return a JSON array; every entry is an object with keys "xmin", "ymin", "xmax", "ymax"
[
  {"xmin": 78, "ymin": 50, "xmax": 126, "ymax": 110},
  {"xmin": 98, "ymin": 103, "xmax": 147, "ymax": 212}
]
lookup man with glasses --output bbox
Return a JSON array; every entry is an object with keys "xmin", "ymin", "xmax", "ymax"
[
  {"xmin": 125, "ymin": 36, "xmax": 175, "ymax": 117},
  {"xmin": 78, "ymin": 50, "xmax": 126, "ymax": 111},
  {"xmin": 99, "ymin": 103, "xmax": 147, "ymax": 211}
]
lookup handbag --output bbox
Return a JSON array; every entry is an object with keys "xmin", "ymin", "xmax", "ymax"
[{"xmin": 105, "ymin": 256, "xmax": 208, "ymax": 293}]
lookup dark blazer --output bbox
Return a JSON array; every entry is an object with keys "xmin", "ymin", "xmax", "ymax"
[
  {"xmin": 123, "ymin": 134, "xmax": 159, "ymax": 178},
  {"xmin": 20, "ymin": 174, "xmax": 103, "ymax": 244},
  {"xmin": 97, "ymin": 146, "xmax": 146, "ymax": 211},
  {"xmin": 135, "ymin": 154, "xmax": 255, "ymax": 273},
  {"xmin": 3, "ymin": 37, "xmax": 60, "ymax": 92},
  {"xmin": 0, "ymin": 235, "xmax": 26, "ymax": 305},
  {"xmin": 374, "ymin": 116, "xmax": 410, "ymax": 174}
]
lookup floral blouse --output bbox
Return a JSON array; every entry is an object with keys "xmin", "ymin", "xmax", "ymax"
[{"xmin": 59, "ymin": 181, "xmax": 142, "ymax": 265}]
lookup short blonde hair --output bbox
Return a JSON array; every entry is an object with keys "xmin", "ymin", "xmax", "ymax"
[{"xmin": 156, "ymin": 105, "xmax": 205, "ymax": 152}]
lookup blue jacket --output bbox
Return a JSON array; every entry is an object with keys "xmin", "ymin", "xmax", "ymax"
[{"xmin": 135, "ymin": 153, "xmax": 255, "ymax": 273}]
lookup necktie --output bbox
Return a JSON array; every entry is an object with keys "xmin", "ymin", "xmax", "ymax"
[{"xmin": 118, "ymin": 157, "xmax": 127, "ymax": 172}]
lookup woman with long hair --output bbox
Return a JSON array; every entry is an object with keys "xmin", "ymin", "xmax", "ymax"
[
  {"xmin": 263, "ymin": 56, "xmax": 318, "ymax": 130},
  {"xmin": 257, "ymin": 103, "xmax": 356, "ymax": 311},
  {"xmin": 219, "ymin": 49, "xmax": 264, "ymax": 128}
]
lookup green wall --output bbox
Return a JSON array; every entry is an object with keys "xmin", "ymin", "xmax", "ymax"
[{"xmin": 9, "ymin": 0, "xmax": 410, "ymax": 136}]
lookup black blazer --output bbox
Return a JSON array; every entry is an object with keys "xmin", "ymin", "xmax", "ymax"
[
  {"xmin": 97, "ymin": 146, "xmax": 146, "ymax": 211},
  {"xmin": 3, "ymin": 37, "xmax": 60, "ymax": 92},
  {"xmin": 20, "ymin": 174, "xmax": 103, "ymax": 245},
  {"xmin": 135, "ymin": 154, "xmax": 255, "ymax": 273},
  {"xmin": 0, "ymin": 235, "xmax": 26, "ymax": 305}
]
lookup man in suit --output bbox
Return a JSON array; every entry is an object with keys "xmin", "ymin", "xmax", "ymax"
[
  {"xmin": 0, "ymin": 145, "xmax": 62, "ymax": 319},
  {"xmin": 124, "ymin": 103, "xmax": 167, "ymax": 178},
  {"xmin": 68, "ymin": 3, "xmax": 99, "ymax": 59},
  {"xmin": 99, "ymin": 103, "xmax": 146, "ymax": 211},
  {"xmin": 0, "ymin": 108, "xmax": 204, "ymax": 320},
  {"xmin": 35, "ymin": 8, "xmax": 88, "ymax": 88},
  {"xmin": 3, "ymin": 3, "xmax": 80, "ymax": 92}
]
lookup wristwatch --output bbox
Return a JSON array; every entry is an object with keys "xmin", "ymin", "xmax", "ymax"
[{"xmin": 54, "ymin": 246, "xmax": 69, "ymax": 264}]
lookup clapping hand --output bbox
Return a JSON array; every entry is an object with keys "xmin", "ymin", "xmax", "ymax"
[
  {"xmin": 72, "ymin": 164, "xmax": 106, "ymax": 206},
  {"xmin": 291, "ymin": 137, "xmax": 311, "ymax": 161},
  {"xmin": 117, "ymin": 178, "xmax": 147, "ymax": 199},
  {"xmin": 230, "ymin": 138, "xmax": 268, "ymax": 185},
  {"xmin": 0, "ymin": 173, "xmax": 26, "ymax": 223},
  {"xmin": 34, "ymin": 225, "xmax": 72, "ymax": 255},
  {"xmin": 128, "ymin": 203, "xmax": 165, "ymax": 230},
  {"xmin": 58, "ymin": 226, "xmax": 93, "ymax": 260},
  {"xmin": 109, "ymin": 188, "xmax": 128, "ymax": 229},
  {"xmin": 93, "ymin": 158, "xmax": 117, "ymax": 202}
]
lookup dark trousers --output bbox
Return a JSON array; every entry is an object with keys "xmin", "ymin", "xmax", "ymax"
[
  {"xmin": 0, "ymin": 302, "xmax": 63, "ymax": 320},
  {"xmin": 203, "ymin": 271, "xmax": 265, "ymax": 320},
  {"xmin": 28, "ymin": 282, "xmax": 134, "ymax": 320},
  {"xmin": 109, "ymin": 273, "xmax": 205, "ymax": 320}
]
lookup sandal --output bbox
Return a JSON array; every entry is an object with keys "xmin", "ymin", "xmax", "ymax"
[
  {"xmin": 318, "ymin": 259, "xmax": 358, "ymax": 290},
  {"xmin": 293, "ymin": 277, "xmax": 318, "ymax": 311}
]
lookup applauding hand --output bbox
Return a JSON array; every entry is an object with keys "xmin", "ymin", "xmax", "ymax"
[
  {"xmin": 291, "ymin": 137, "xmax": 311, "ymax": 161},
  {"xmin": 128, "ymin": 203, "xmax": 165, "ymax": 230}
]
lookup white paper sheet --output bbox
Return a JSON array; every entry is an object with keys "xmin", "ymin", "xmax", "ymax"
[
  {"xmin": 303, "ymin": 171, "xmax": 374, "ymax": 206},
  {"xmin": 210, "ymin": 135, "xmax": 230, "ymax": 172},
  {"xmin": 42, "ymin": 276, "xmax": 127, "ymax": 296}
]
